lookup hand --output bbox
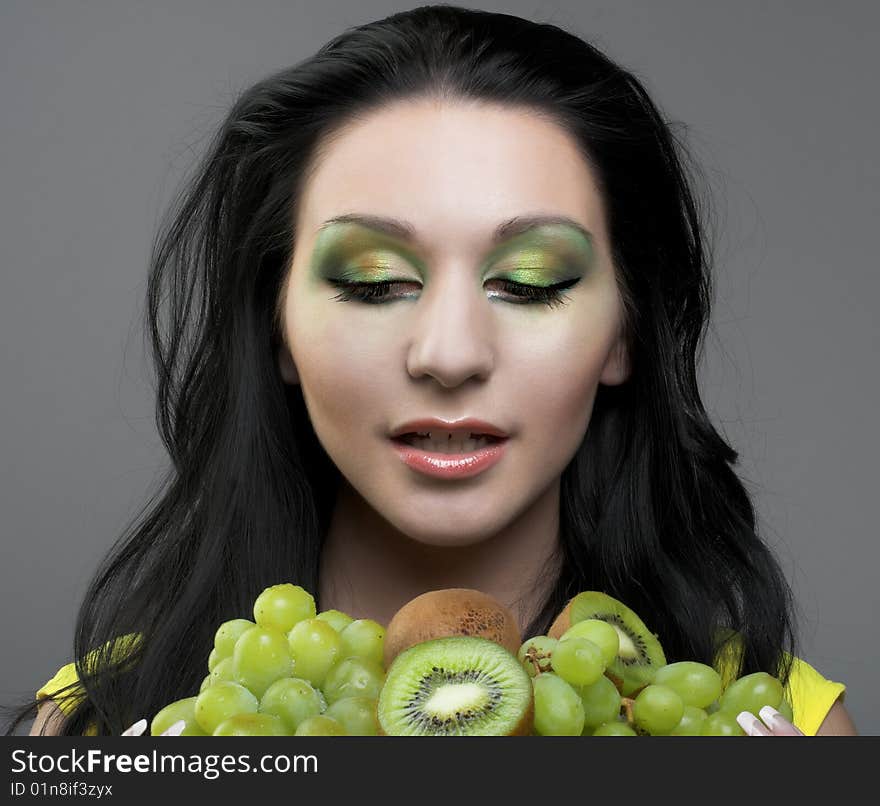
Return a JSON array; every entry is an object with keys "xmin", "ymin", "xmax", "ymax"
[
  {"xmin": 121, "ymin": 718, "xmax": 186, "ymax": 737},
  {"xmin": 736, "ymin": 706, "xmax": 804, "ymax": 736}
]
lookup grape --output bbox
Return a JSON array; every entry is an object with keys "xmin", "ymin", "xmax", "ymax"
[
  {"xmin": 207, "ymin": 647, "xmax": 221, "ymax": 673},
  {"xmin": 194, "ymin": 681, "xmax": 259, "ymax": 734},
  {"xmin": 324, "ymin": 696, "xmax": 380, "ymax": 735},
  {"xmin": 231, "ymin": 625, "xmax": 293, "ymax": 699},
  {"xmin": 315, "ymin": 609, "xmax": 355, "ymax": 633},
  {"xmin": 517, "ymin": 636, "xmax": 557, "ymax": 678},
  {"xmin": 632, "ymin": 684, "xmax": 685, "ymax": 735},
  {"xmin": 531, "ymin": 672, "xmax": 585, "ymax": 736},
  {"xmin": 253, "ymin": 583, "xmax": 316, "ymax": 633},
  {"xmin": 700, "ymin": 711, "xmax": 746, "ymax": 736},
  {"xmin": 560, "ymin": 619, "xmax": 620, "ymax": 669},
  {"xmin": 322, "ymin": 657, "xmax": 385, "ymax": 704},
  {"xmin": 591, "ymin": 721, "xmax": 637, "ymax": 736},
  {"xmin": 214, "ymin": 618, "xmax": 256, "ymax": 658},
  {"xmin": 718, "ymin": 672, "xmax": 783, "ymax": 717},
  {"xmin": 209, "ymin": 656, "xmax": 235, "ymax": 686},
  {"xmin": 214, "ymin": 713, "xmax": 291, "ymax": 736},
  {"xmin": 577, "ymin": 674, "xmax": 621, "ymax": 729},
  {"xmin": 199, "ymin": 674, "xmax": 212, "ymax": 693},
  {"xmin": 259, "ymin": 677, "xmax": 324, "ymax": 733},
  {"xmin": 550, "ymin": 636, "xmax": 604, "ymax": 687},
  {"xmin": 150, "ymin": 697, "xmax": 208, "ymax": 736},
  {"xmin": 287, "ymin": 618, "xmax": 343, "ymax": 688},
  {"xmin": 653, "ymin": 661, "xmax": 722, "ymax": 709},
  {"xmin": 778, "ymin": 697, "xmax": 794, "ymax": 723},
  {"xmin": 338, "ymin": 619, "xmax": 385, "ymax": 667},
  {"xmin": 668, "ymin": 705, "xmax": 708, "ymax": 736},
  {"xmin": 295, "ymin": 715, "xmax": 347, "ymax": 736}
]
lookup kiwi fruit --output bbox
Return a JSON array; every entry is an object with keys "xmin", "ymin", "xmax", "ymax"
[
  {"xmin": 549, "ymin": 591, "xmax": 666, "ymax": 696},
  {"xmin": 383, "ymin": 588, "xmax": 521, "ymax": 669},
  {"xmin": 377, "ymin": 635, "xmax": 534, "ymax": 736}
]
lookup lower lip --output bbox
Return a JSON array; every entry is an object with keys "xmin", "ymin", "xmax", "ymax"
[{"xmin": 390, "ymin": 437, "xmax": 509, "ymax": 479}]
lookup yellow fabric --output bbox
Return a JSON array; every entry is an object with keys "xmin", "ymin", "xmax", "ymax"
[
  {"xmin": 36, "ymin": 662, "xmax": 86, "ymax": 715},
  {"xmin": 37, "ymin": 631, "xmax": 845, "ymax": 736},
  {"xmin": 35, "ymin": 633, "xmax": 143, "ymax": 736},
  {"xmin": 783, "ymin": 654, "xmax": 847, "ymax": 736}
]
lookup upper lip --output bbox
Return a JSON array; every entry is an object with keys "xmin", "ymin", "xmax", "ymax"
[{"xmin": 390, "ymin": 417, "xmax": 510, "ymax": 440}]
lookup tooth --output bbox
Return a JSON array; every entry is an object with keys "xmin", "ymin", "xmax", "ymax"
[{"xmin": 406, "ymin": 435, "xmax": 491, "ymax": 453}]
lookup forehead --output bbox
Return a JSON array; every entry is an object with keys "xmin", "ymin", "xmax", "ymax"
[{"xmin": 295, "ymin": 99, "xmax": 607, "ymax": 255}]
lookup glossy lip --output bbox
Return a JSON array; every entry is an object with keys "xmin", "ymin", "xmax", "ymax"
[
  {"xmin": 388, "ymin": 417, "xmax": 510, "ymax": 440},
  {"xmin": 390, "ymin": 437, "xmax": 508, "ymax": 480}
]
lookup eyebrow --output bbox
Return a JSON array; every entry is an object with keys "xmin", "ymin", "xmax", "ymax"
[{"xmin": 316, "ymin": 213, "xmax": 593, "ymax": 247}]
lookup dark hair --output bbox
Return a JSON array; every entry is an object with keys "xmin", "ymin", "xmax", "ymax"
[{"xmin": 5, "ymin": 3, "xmax": 796, "ymax": 736}]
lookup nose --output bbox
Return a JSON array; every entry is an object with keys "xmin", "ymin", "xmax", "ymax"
[{"xmin": 405, "ymin": 267, "xmax": 496, "ymax": 387}]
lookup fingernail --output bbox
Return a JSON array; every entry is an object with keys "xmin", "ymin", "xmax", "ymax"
[
  {"xmin": 164, "ymin": 719, "xmax": 186, "ymax": 736},
  {"xmin": 759, "ymin": 705, "xmax": 783, "ymax": 728},
  {"xmin": 736, "ymin": 711, "xmax": 767, "ymax": 736},
  {"xmin": 122, "ymin": 718, "xmax": 147, "ymax": 737}
]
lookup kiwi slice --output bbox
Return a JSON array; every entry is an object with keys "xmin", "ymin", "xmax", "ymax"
[
  {"xmin": 556, "ymin": 591, "xmax": 666, "ymax": 697},
  {"xmin": 377, "ymin": 636, "xmax": 533, "ymax": 736}
]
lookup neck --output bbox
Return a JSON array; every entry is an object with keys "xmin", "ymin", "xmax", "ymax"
[{"xmin": 317, "ymin": 478, "xmax": 563, "ymax": 637}]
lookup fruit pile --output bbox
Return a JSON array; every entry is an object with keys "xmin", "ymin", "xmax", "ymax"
[
  {"xmin": 520, "ymin": 590, "xmax": 793, "ymax": 735},
  {"xmin": 151, "ymin": 584, "xmax": 386, "ymax": 735},
  {"xmin": 150, "ymin": 584, "xmax": 793, "ymax": 736}
]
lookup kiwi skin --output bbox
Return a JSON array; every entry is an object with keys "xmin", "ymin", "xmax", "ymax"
[
  {"xmin": 377, "ymin": 636, "xmax": 534, "ymax": 736},
  {"xmin": 383, "ymin": 588, "xmax": 522, "ymax": 669},
  {"xmin": 547, "ymin": 601, "xmax": 577, "ymax": 639}
]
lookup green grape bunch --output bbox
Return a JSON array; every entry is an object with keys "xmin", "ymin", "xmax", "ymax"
[
  {"xmin": 518, "ymin": 611, "xmax": 795, "ymax": 736},
  {"xmin": 149, "ymin": 583, "xmax": 385, "ymax": 736}
]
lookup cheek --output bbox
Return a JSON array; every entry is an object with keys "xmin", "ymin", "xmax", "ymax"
[
  {"xmin": 289, "ymin": 306, "xmax": 395, "ymax": 440},
  {"xmin": 510, "ymin": 308, "xmax": 619, "ymax": 443}
]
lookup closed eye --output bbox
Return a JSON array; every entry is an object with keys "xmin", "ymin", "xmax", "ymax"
[{"xmin": 328, "ymin": 277, "xmax": 580, "ymax": 308}]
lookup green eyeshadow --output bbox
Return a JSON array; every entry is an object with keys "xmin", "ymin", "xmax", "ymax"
[
  {"xmin": 487, "ymin": 225, "xmax": 595, "ymax": 283},
  {"xmin": 310, "ymin": 220, "xmax": 594, "ymax": 286}
]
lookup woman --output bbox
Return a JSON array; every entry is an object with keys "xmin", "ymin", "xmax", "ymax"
[{"xmin": 9, "ymin": 4, "xmax": 856, "ymax": 737}]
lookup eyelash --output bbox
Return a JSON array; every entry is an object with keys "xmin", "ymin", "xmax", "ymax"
[{"xmin": 328, "ymin": 277, "xmax": 580, "ymax": 309}]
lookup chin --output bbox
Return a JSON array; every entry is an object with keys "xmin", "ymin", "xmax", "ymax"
[{"xmin": 390, "ymin": 515, "xmax": 504, "ymax": 549}]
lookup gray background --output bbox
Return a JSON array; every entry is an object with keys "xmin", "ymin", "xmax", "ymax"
[{"xmin": 2, "ymin": 1, "xmax": 877, "ymax": 734}]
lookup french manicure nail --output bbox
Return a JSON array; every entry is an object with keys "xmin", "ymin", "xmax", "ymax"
[
  {"xmin": 759, "ymin": 705, "xmax": 783, "ymax": 727},
  {"xmin": 163, "ymin": 719, "xmax": 186, "ymax": 736},
  {"xmin": 122, "ymin": 718, "xmax": 147, "ymax": 737},
  {"xmin": 736, "ymin": 711, "xmax": 767, "ymax": 736}
]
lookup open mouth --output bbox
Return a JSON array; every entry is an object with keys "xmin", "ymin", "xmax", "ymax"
[{"xmin": 392, "ymin": 433, "xmax": 505, "ymax": 454}]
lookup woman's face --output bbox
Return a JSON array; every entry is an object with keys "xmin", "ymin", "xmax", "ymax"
[{"xmin": 278, "ymin": 99, "xmax": 629, "ymax": 547}]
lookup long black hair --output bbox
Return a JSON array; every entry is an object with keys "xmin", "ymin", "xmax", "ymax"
[{"xmin": 5, "ymin": 3, "xmax": 796, "ymax": 736}]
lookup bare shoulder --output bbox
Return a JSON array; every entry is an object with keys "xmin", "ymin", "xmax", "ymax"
[
  {"xmin": 29, "ymin": 699, "xmax": 67, "ymax": 736},
  {"xmin": 815, "ymin": 698, "xmax": 858, "ymax": 736}
]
